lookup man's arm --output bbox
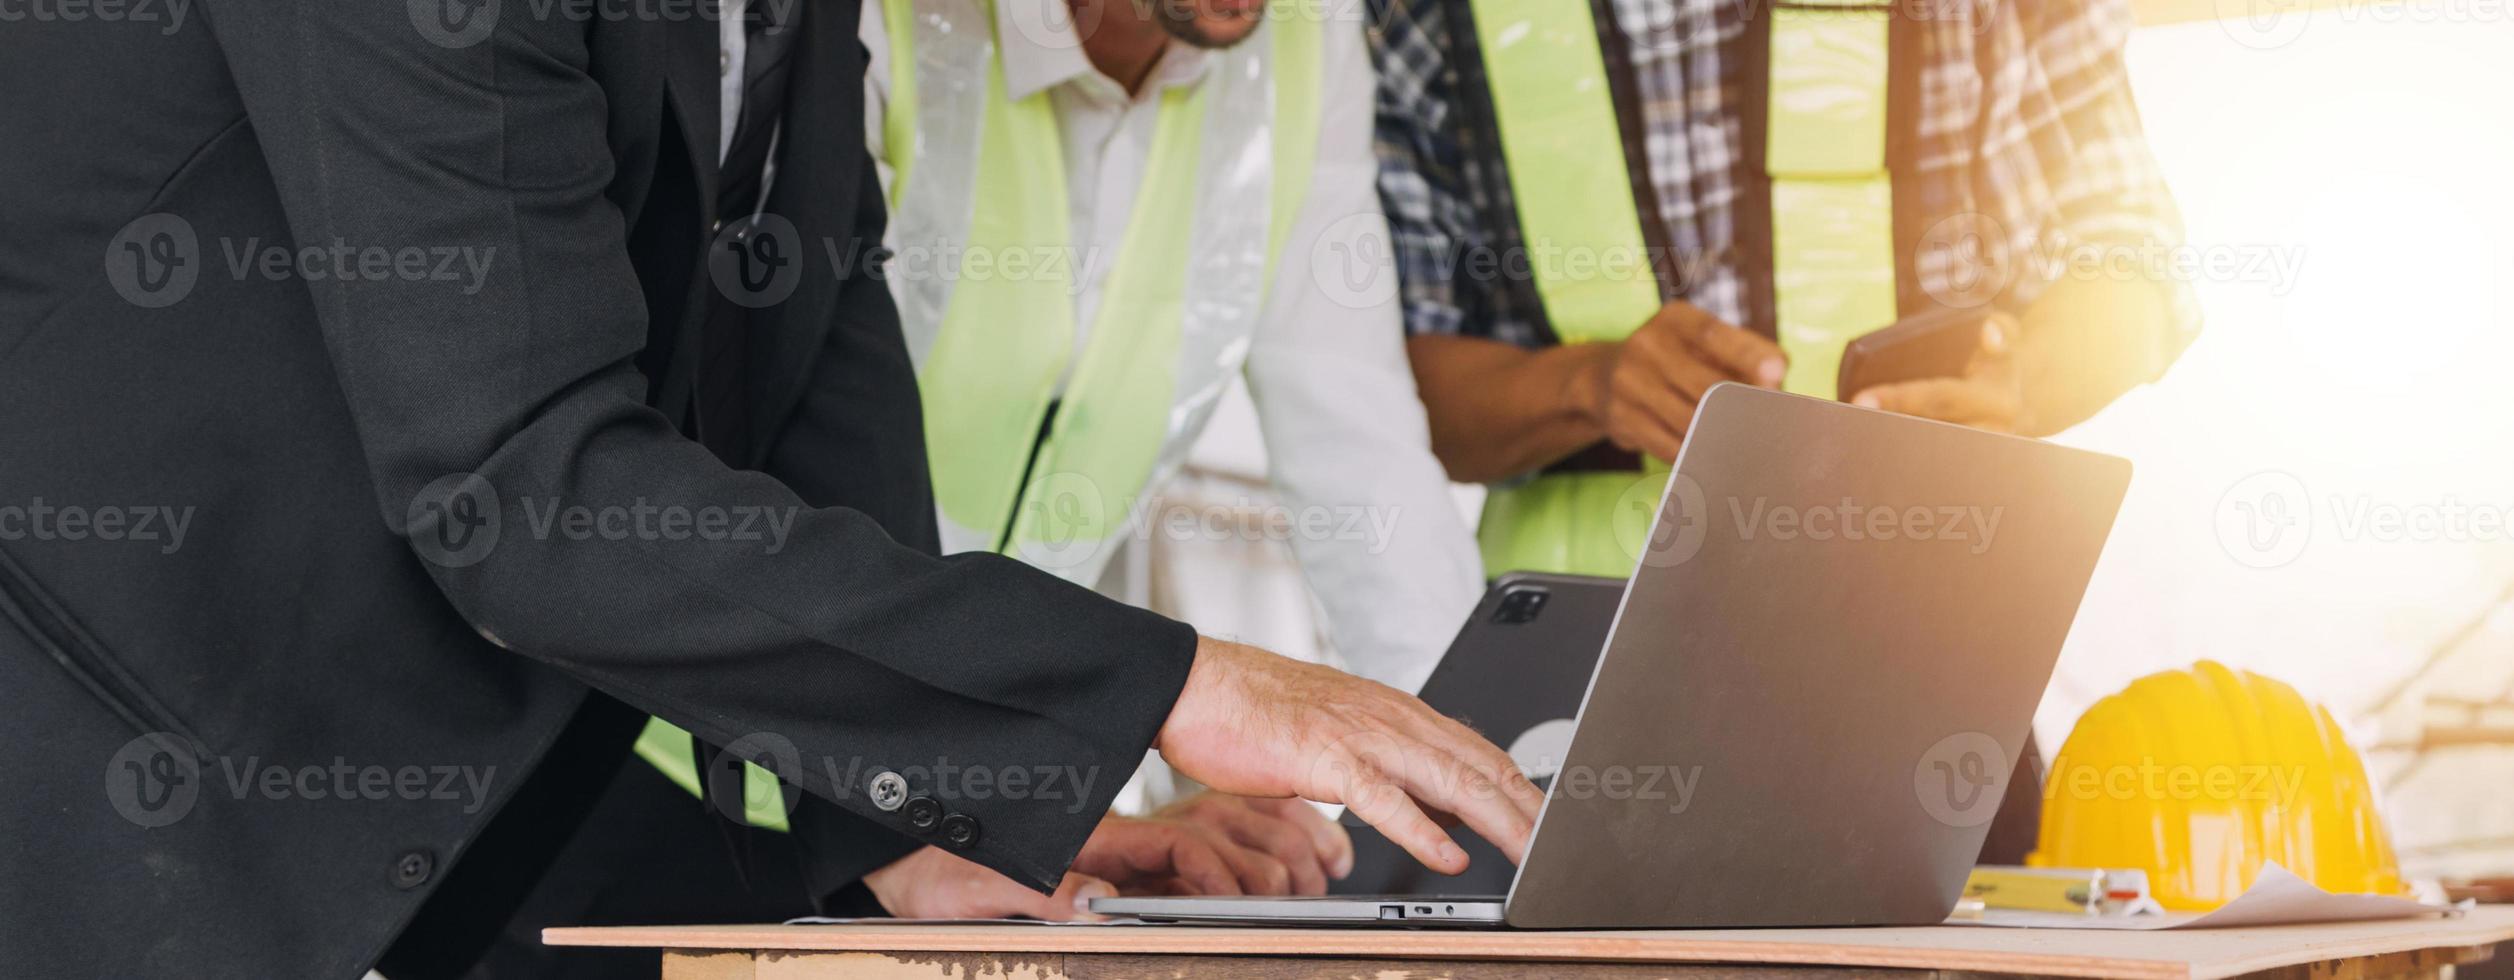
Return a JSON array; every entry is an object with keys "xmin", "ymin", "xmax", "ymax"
[
  {"xmin": 2011, "ymin": 276, "xmax": 2172, "ymax": 433},
  {"xmin": 1409, "ymin": 312, "xmax": 1784, "ymax": 482},
  {"xmin": 1366, "ymin": 0, "xmax": 1778, "ymax": 484},
  {"xmin": 200, "ymin": 0, "xmax": 1188, "ymax": 891},
  {"xmin": 1853, "ymin": 276, "xmax": 2169, "ymax": 436},
  {"xmin": 755, "ymin": 150, "xmax": 943, "ymax": 897},
  {"xmin": 1405, "ymin": 335, "xmax": 1616, "ymax": 484},
  {"xmin": 2005, "ymin": 0, "xmax": 2200, "ymax": 431},
  {"xmin": 1245, "ymin": 1, "xmax": 1480, "ymax": 694},
  {"xmin": 1367, "ymin": 0, "xmax": 1602, "ymax": 484},
  {"xmin": 200, "ymin": 0, "xmax": 1543, "ymax": 891},
  {"xmin": 1854, "ymin": 0, "xmax": 2198, "ymax": 432}
]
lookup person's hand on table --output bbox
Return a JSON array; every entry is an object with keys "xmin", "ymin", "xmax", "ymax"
[
  {"xmin": 861, "ymin": 808, "xmax": 1319, "ymax": 920},
  {"xmin": 1154, "ymin": 791, "xmax": 1354, "ymax": 895},
  {"xmin": 1579, "ymin": 300, "xmax": 1788, "ymax": 462},
  {"xmin": 861, "ymin": 844, "xmax": 1116, "ymax": 921},
  {"xmin": 1154, "ymin": 637, "xmax": 1547, "ymax": 878},
  {"xmin": 1848, "ymin": 312, "xmax": 2028, "ymax": 434}
]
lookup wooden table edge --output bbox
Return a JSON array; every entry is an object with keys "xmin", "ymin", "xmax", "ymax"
[
  {"xmin": 546, "ymin": 910, "xmax": 2514, "ymax": 980},
  {"xmin": 546, "ymin": 926, "xmax": 2185, "ymax": 979}
]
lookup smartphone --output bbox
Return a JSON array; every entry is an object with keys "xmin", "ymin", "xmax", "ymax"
[
  {"xmin": 1332, "ymin": 573, "xmax": 1627, "ymax": 897},
  {"xmin": 1834, "ymin": 307, "xmax": 2006, "ymax": 400}
]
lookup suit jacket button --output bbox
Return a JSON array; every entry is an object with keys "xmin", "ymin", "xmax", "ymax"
[
  {"xmin": 868, "ymin": 770, "xmax": 907, "ymax": 812},
  {"xmin": 903, "ymin": 796, "xmax": 943, "ymax": 832},
  {"xmin": 393, "ymin": 850, "xmax": 435, "ymax": 890},
  {"xmin": 940, "ymin": 814, "xmax": 980, "ymax": 850}
]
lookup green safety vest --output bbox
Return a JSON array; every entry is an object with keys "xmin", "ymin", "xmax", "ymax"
[
  {"xmin": 1470, "ymin": 0, "xmax": 1904, "ymax": 579},
  {"xmin": 637, "ymin": 0, "xmax": 1325, "ymax": 830}
]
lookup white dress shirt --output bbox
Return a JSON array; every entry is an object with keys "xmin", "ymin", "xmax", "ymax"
[
  {"xmin": 719, "ymin": 0, "xmax": 745, "ymax": 160},
  {"xmin": 861, "ymin": 0, "xmax": 1482, "ymax": 691},
  {"xmin": 718, "ymin": 0, "xmax": 783, "ymax": 207}
]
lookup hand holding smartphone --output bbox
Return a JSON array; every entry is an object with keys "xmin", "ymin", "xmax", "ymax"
[
  {"xmin": 1834, "ymin": 307, "xmax": 2010, "ymax": 401},
  {"xmin": 1835, "ymin": 307, "xmax": 2029, "ymax": 433}
]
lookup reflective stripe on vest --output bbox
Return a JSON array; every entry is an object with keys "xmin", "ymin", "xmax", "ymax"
[
  {"xmin": 1767, "ymin": 0, "xmax": 1898, "ymax": 400},
  {"xmin": 1467, "ymin": 0, "xmax": 1897, "ymax": 578},
  {"xmin": 1467, "ymin": 0, "xmax": 1661, "ymax": 348},
  {"xmin": 637, "ymin": 0, "xmax": 1323, "ymax": 830}
]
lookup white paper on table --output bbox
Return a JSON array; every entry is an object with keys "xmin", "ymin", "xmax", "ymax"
[
  {"xmin": 1949, "ymin": 863, "xmax": 2470, "ymax": 930},
  {"xmin": 787, "ymin": 916, "xmax": 1160, "ymax": 927}
]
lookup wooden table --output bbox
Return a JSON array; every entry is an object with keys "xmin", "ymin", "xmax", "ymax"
[{"xmin": 548, "ymin": 906, "xmax": 2514, "ymax": 980}]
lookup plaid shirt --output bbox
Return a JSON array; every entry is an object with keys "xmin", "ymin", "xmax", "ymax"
[{"xmin": 1370, "ymin": 0, "xmax": 2202, "ymax": 354}]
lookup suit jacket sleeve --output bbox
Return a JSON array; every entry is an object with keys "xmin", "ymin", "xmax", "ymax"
[
  {"xmin": 758, "ymin": 151, "xmax": 959, "ymax": 898},
  {"xmin": 196, "ymin": 0, "xmax": 1193, "ymax": 891}
]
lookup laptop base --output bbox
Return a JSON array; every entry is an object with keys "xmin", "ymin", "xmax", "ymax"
[{"xmin": 1093, "ymin": 895, "xmax": 1507, "ymax": 927}]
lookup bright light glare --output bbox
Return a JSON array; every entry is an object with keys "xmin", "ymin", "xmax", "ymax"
[{"xmin": 2043, "ymin": 16, "xmax": 2514, "ymax": 877}]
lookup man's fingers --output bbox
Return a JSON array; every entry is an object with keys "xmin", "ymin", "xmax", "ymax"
[
  {"xmin": 1334, "ymin": 752, "xmax": 1470, "ymax": 875},
  {"xmin": 1231, "ymin": 841, "xmax": 1296, "ymax": 896},
  {"xmin": 1184, "ymin": 820, "xmax": 1294, "ymax": 895},
  {"xmin": 1149, "ymin": 877, "xmax": 1200, "ymax": 897},
  {"xmin": 1253, "ymin": 797, "xmax": 1355, "ymax": 881},
  {"xmin": 1417, "ymin": 710, "xmax": 1550, "ymax": 822},
  {"xmin": 1605, "ymin": 403, "xmax": 1688, "ymax": 462},
  {"xmin": 1846, "ymin": 315, "xmax": 2020, "ymax": 431},
  {"xmin": 1349, "ymin": 734, "xmax": 1534, "ymax": 871},
  {"xmin": 1652, "ymin": 302, "xmax": 1784, "ymax": 385},
  {"xmin": 1081, "ymin": 819, "xmax": 1244, "ymax": 897},
  {"xmin": 1200, "ymin": 801, "xmax": 1333, "ymax": 894},
  {"xmin": 1606, "ymin": 368, "xmax": 1695, "ymax": 460},
  {"xmin": 1400, "ymin": 746, "xmax": 1537, "ymax": 865},
  {"xmin": 1036, "ymin": 873, "xmax": 1118, "ymax": 922},
  {"xmin": 1162, "ymin": 825, "xmax": 1249, "ymax": 897},
  {"xmin": 1397, "ymin": 693, "xmax": 1548, "ymax": 824},
  {"xmin": 1694, "ymin": 327, "xmax": 1788, "ymax": 387},
  {"xmin": 1977, "ymin": 315, "xmax": 2015, "ymax": 357},
  {"xmin": 1650, "ymin": 344, "xmax": 1734, "ymax": 405},
  {"xmin": 1378, "ymin": 704, "xmax": 1543, "ymax": 862}
]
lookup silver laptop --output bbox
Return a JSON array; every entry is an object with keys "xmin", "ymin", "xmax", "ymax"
[{"xmin": 1094, "ymin": 384, "xmax": 2130, "ymax": 929}]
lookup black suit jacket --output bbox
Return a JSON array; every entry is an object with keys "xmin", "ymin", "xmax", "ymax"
[{"xmin": 0, "ymin": 1, "xmax": 1195, "ymax": 976}]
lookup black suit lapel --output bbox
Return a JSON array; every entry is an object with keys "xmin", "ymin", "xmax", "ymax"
[
  {"xmin": 663, "ymin": 17, "xmax": 723, "ymax": 229},
  {"xmin": 743, "ymin": 0, "xmax": 867, "ymax": 466},
  {"xmin": 651, "ymin": 15, "xmax": 722, "ymax": 432}
]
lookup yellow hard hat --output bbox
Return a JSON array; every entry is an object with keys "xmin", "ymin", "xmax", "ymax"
[{"xmin": 2028, "ymin": 661, "xmax": 2404, "ymax": 910}]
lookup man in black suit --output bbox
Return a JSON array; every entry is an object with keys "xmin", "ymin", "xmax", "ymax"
[{"xmin": 0, "ymin": 0, "xmax": 1543, "ymax": 976}]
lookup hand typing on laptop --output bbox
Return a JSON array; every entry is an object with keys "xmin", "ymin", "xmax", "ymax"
[
  {"xmin": 862, "ymin": 637, "xmax": 1542, "ymax": 918},
  {"xmin": 865, "ymin": 791, "xmax": 1359, "ymax": 920},
  {"xmin": 1154, "ymin": 638, "xmax": 1548, "ymax": 876}
]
